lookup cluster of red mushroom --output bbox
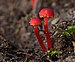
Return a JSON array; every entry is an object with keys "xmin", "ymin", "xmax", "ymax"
[{"xmin": 30, "ymin": 8, "xmax": 54, "ymax": 53}]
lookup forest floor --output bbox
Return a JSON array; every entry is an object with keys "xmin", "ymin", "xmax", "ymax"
[{"xmin": 0, "ymin": 0, "xmax": 75, "ymax": 62}]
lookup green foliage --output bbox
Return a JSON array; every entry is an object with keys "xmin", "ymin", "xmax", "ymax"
[
  {"xmin": 57, "ymin": 25, "xmax": 75, "ymax": 36},
  {"xmin": 47, "ymin": 48, "xmax": 58, "ymax": 58},
  {"xmin": 62, "ymin": 32, "xmax": 69, "ymax": 36},
  {"xmin": 67, "ymin": 26, "xmax": 75, "ymax": 33}
]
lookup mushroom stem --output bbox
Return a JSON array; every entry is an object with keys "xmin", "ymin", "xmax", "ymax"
[
  {"xmin": 44, "ymin": 18, "xmax": 52, "ymax": 49},
  {"xmin": 34, "ymin": 25, "xmax": 47, "ymax": 52}
]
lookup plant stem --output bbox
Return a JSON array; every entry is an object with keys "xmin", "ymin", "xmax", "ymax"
[
  {"xmin": 34, "ymin": 26, "xmax": 47, "ymax": 53},
  {"xmin": 44, "ymin": 18, "xmax": 52, "ymax": 49}
]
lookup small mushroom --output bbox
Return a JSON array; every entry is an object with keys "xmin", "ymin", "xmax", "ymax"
[
  {"xmin": 30, "ymin": 17, "xmax": 47, "ymax": 53},
  {"xmin": 30, "ymin": 0, "xmax": 36, "ymax": 7},
  {"xmin": 39, "ymin": 8, "xmax": 54, "ymax": 49}
]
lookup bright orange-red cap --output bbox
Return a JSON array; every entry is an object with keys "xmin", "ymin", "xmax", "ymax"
[
  {"xmin": 30, "ymin": 17, "xmax": 42, "ymax": 26},
  {"xmin": 39, "ymin": 8, "xmax": 54, "ymax": 18}
]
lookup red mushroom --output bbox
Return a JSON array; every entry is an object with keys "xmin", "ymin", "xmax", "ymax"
[
  {"xmin": 39, "ymin": 8, "xmax": 54, "ymax": 49},
  {"xmin": 30, "ymin": 0, "xmax": 36, "ymax": 7},
  {"xmin": 30, "ymin": 17, "xmax": 47, "ymax": 53}
]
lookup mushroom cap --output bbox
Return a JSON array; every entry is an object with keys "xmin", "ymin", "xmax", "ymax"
[
  {"xmin": 39, "ymin": 8, "xmax": 54, "ymax": 18},
  {"xmin": 30, "ymin": 17, "xmax": 42, "ymax": 26}
]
